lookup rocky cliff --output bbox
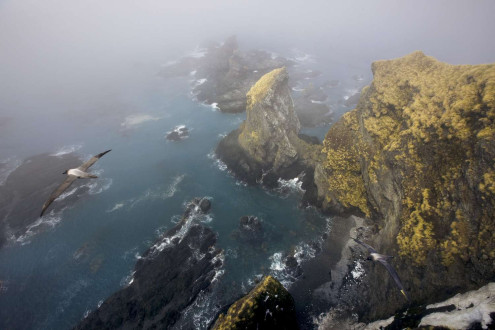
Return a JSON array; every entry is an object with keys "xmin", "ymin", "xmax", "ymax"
[
  {"xmin": 212, "ymin": 276, "xmax": 298, "ymax": 330},
  {"xmin": 216, "ymin": 67, "xmax": 321, "ymax": 193},
  {"xmin": 314, "ymin": 51, "xmax": 495, "ymax": 320}
]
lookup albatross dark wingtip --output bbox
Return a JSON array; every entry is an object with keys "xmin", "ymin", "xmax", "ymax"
[{"xmin": 98, "ymin": 149, "xmax": 112, "ymax": 158}]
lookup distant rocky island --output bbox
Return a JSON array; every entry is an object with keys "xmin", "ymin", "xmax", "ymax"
[{"xmin": 160, "ymin": 35, "xmax": 333, "ymax": 128}]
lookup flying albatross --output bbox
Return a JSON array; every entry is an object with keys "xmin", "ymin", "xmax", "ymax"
[
  {"xmin": 40, "ymin": 149, "xmax": 111, "ymax": 217},
  {"xmin": 353, "ymin": 238, "xmax": 409, "ymax": 300}
]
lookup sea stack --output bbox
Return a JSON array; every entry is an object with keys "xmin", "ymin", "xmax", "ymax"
[{"xmin": 216, "ymin": 67, "xmax": 321, "ymax": 188}]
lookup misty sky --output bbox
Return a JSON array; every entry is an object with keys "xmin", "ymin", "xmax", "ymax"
[{"xmin": 1, "ymin": 0, "xmax": 494, "ymax": 119}]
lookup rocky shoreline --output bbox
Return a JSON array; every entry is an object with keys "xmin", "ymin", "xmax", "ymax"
[{"xmin": 75, "ymin": 198, "xmax": 223, "ymax": 329}]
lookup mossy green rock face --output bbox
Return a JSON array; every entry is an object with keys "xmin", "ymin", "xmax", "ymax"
[
  {"xmin": 238, "ymin": 67, "xmax": 301, "ymax": 170},
  {"xmin": 212, "ymin": 276, "xmax": 298, "ymax": 330},
  {"xmin": 315, "ymin": 51, "xmax": 495, "ymax": 319},
  {"xmin": 216, "ymin": 68, "xmax": 322, "ymax": 187}
]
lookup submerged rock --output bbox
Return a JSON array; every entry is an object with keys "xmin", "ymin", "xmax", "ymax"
[
  {"xmin": 314, "ymin": 51, "xmax": 495, "ymax": 320},
  {"xmin": 75, "ymin": 198, "xmax": 222, "ymax": 330},
  {"xmin": 212, "ymin": 276, "xmax": 298, "ymax": 329},
  {"xmin": 232, "ymin": 215, "xmax": 263, "ymax": 244}
]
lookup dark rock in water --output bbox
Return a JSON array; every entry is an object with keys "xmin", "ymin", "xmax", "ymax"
[
  {"xmin": 166, "ymin": 125, "xmax": 189, "ymax": 141},
  {"xmin": 0, "ymin": 153, "xmax": 85, "ymax": 249},
  {"xmin": 212, "ymin": 276, "xmax": 299, "ymax": 330},
  {"xmin": 198, "ymin": 197, "xmax": 211, "ymax": 213},
  {"xmin": 75, "ymin": 198, "xmax": 222, "ymax": 330},
  {"xmin": 232, "ymin": 215, "xmax": 263, "ymax": 244},
  {"xmin": 239, "ymin": 215, "xmax": 262, "ymax": 232}
]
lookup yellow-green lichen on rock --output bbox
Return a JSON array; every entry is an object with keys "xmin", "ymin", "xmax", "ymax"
[
  {"xmin": 212, "ymin": 276, "xmax": 298, "ymax": 330},
  {"xmin": 237, "ymin": 67, "xmax": 321, "ymax": 171},
  {"xmin": 317, "ymin": 51, "xmax": 495, "ymax": 272}
]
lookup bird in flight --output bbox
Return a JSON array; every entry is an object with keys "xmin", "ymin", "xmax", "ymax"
[
  {"xmin": 353, "ymin": 238, "xmax": 409, "ymax": 300},
  {"xmin": 40, "ymin": 149, "xmax": 111, "ymax": 217}
]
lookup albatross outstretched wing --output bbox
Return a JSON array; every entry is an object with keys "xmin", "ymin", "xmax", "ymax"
[
  {"xmin": 377, "ymin": 257, "xmax": 409, "ymax": 300},
  {"xmin": 40, "ymin": 176, "xmax": 77, "ymax": 217},
  {"xmin": 77, "ymin": 149, "xmax": 111, "ymax": 172},
  {"xmin": 353, "ymin": 238, "xmax": 377, "ymax": 253}
]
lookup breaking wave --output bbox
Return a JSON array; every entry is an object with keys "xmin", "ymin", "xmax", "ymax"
[
  {"xmin": 0, "ymin": 157, "xmax": 22, "ymax": 185},
  {"xmin": 50, "ymin": 144, "xmax": 83, "ymax": 157}
]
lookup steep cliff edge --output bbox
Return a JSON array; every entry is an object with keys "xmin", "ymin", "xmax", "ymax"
[
  {"xmin": 216, "ymin": 67, "xmax": 321, "ymax": 193},
  {"xmin": 314, "ymin": 51, "xmax": 495, "ymax": 319}
]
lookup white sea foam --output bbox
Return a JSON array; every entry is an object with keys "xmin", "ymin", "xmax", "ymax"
[
  {"xmin": 275, "ymin": 175, "xmax": 305, "ymax": 196},
  {"xmin": 208, "ymin": 151, "xmax": 228, "ymax": 172},
  {"xmin": 351, "ymin": 260, "xmax": 365, "ymax": 279},
  {"xmin": 186, "ymin": 46, "xmax": 207, "ymax": 58},
  {"xmin": 195, "ymin": 78, "xmax": 207, "ymax": 86},
  {"xmin": 290, "ymin": 49, "xmax": 316, "ymax": 64},
  {"xmin": 121, "ymin": 114, "xmax": 160, "ymax": 128},
  {"xmin": 55, "ymin": 187, "xmax": 78, "ymax": 201},
  {"xmin": 311, "ymin": 99, "xmax": 325, "ymax": 104},
  {"xmin": 210, "ymin": 102, "xmax": 219, "ymax": 110},
  {"xmin": 189, "ymin": 70, "xmax": 197, "ymax": 76},
  {"xmin": 343, "ymin": 88, "xmax": 359, "ymax": 101},
  {"xmin": 50, "ymin": 144, "xmax": 83, "ymax": 157},
  {"xmin": 120, "ymin": 271, "xmax": 136, "ymax": 287},
  {"xmin": 269, "ymin": 241, "xmax": 318, "ymax": 288},
  {"xmin": 292, "ymin": 87, "xmax": 304, "ymax": 92},
  {"xmin": 129, "ymin": 174, "xmax": 185, "ymax": 209},
  {"xmin": 107, "ymin": 203, "xmax": 124, "ymax": 213},
  {"xmin": 16, "ymin": 212, "xmax": 63, "ymax": 245},
  {"xmin": 0, "ymin": 157, "xmax": 22, "ymax": 185}
]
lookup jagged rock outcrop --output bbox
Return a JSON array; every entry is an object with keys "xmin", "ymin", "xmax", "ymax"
[
  {"xmin": 75, "ymin": 198, "xmax": 223, "ymax": 330},
  {"xmin": 212, "ymin": 276, "xmax": 298, "ymax": 330},
  {"xmin": 314, "ymin": 51, "xmax": 495, "ymax": 320},
  {"xmin": 216, "ymin": 67, "xmax": 322, "ymax": 194},
  {"xmin": 318, "ymin": 282, "xmax": 495, "ymax": 329}
]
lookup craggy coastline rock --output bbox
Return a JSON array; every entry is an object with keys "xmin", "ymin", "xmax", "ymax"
[
  {"xmin": 75, "ymin": 197, "xmax": 223, "ymax": 330},
  {"xmin": 314, "ymin": 51, "xmax": 495, "ymax": 320},
  {"xmin": 216, "ymin": 67, "xmax": 322, "ymax": 198},
  {"xmin": 318, "ymin": 282, "xmax": 495, "ymax": 329},
  {"xmin": 212, "ymin": 276, "xmax": 298, "ymax": 330}
]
